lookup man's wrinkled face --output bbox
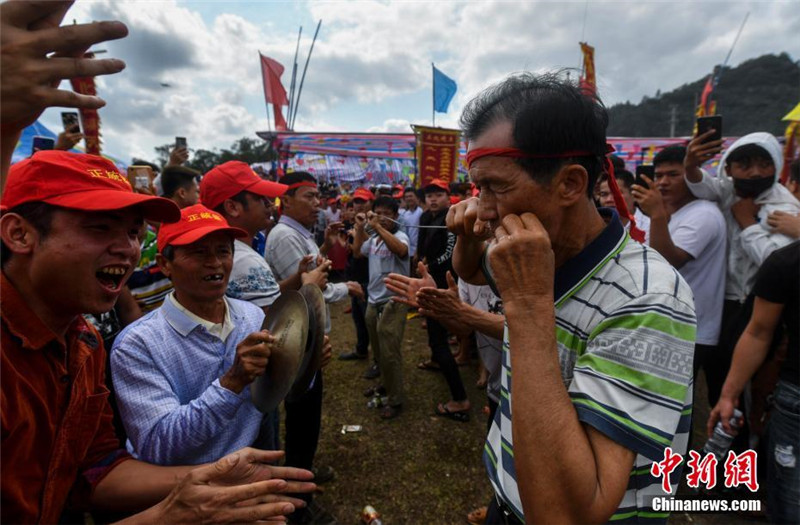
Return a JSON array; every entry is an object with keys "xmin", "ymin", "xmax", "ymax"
[
  {"xmin": 469, "ymin": 120, "xmax": 558, "ymax": 237},
  {"xmin": 160, "ymin": 231, "xmax": 234, "ymax": 304},
  {"xmin": 30, "ymin": 208, "xmax": 142, "ymax": 315},
  {"xmin": 284, "ymin": 185, "xmax": 320, "ymax": 228},
  {"xmin": 425, "ymin": 190, "xmax": 450, "ymax": 212}
]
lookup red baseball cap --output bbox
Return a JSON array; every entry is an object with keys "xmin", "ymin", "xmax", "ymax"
[
  {"xmin": 200, "ymin": 161, "xmax": 288, "ymax": 210},
  {"xmin": 392, "ymin": 184, "xmax": 405, "ymax": 198},
  {"xmin": 157, "ymin": 204, "xmax": 248, "ymax": 253},
  {"xmin": 424, "ymin": 179, "xmax": 450, "ymax": 193},
  {"xmin": 1, "ymin": 151, "xmax": 180, "ymax": 222},
  {"xmin": 353, "ymin": 188, "xmax": 375, "ymax": 201}
]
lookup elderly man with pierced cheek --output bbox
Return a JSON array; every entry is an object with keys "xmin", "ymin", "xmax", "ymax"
[
  {"xmin": 1, "ymin": 151, "xmax": 314, "ymax": 524},
  {"xmin": 110, "ymin": 204, "xmax": 287, "ymax": 467}
]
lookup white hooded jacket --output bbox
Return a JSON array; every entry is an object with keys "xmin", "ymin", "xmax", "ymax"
[{"xmin": 686, "ymin": 132, "xmax": 800, "ymax": 302}]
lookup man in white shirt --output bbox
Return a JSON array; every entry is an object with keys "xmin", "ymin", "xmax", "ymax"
[
  {"xmin": 400, "ymin": 186, "xmax": 424, "ymax": 258},
  {"xmin": 632, "ymin": 145, "xmax": 727, "ymax": 403},
  {"xmin": 683, "ymin": 130, "xmax": 800, "ymax": 404}
]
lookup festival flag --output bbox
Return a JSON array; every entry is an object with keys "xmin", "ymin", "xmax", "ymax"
[
  {"xmin": 579, "ymin": 42, "xmax": 596, "ymax": 95},
  {"xmin": 259, "ymin": 53, "xmax": 289, "ymax": 131},
  {"xmin": 433, "ymin": 65, "xmax": 457, "ymax": 113},
  {"xmin": 70, "ymin": 52, "xmax": 101, "ymax": 155},
  {"xmin": 696, "ymin": 74, "xmax": 716, "ymax": 118},
  {"xmin": 781, "ymin": 102, "xmax": 800, "ymax": 184},
  {"xmin": 412, "ymin": 125, "xmax": 460, "ymax": 188}
]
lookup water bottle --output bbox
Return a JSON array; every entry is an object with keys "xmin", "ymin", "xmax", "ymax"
[
  {"xmin": 361, "ymin": 505, "xmax": 383, "ymax": 525},
  {"xmin": 703, "ymin": 408, "xmax": 743, "ymax": 460}
]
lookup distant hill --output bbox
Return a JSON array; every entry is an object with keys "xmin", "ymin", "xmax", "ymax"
[{"xmin": 606, "ymin": 53, "xmax": 799, "ymax": 138}]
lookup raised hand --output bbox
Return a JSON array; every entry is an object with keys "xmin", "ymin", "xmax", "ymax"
[
  {"xmin": 630, "ymin": 174, "xmax": 665, "ymax": 219},
  {"xmin": 0, "ymin": 0, "xmax": 128, "ymax": 130},
  {"xmin": 152, "ymin": 448, "xmax": 315, "ymax": 524},
  {"xmin": 685, "ymin": 130, "xmax": 724, "ymax": 170},
  {"xmin": 417, "ymin": 271, "xmax": 462, "ymax": 320},
  {"xmin": 385, "ymin": 261, "xmax": 436, "ymax": 308},
  {"xmin": 488, "ymin": 213, "xmax": 554, "ymax": 305},
  {"xmin": 446, "ymin": 196, "xmax": 491, "ymax": 239}
]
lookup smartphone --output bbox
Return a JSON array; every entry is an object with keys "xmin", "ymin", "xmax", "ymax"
[
  {"xmin": 696, "ymin": 115, "xmax": 722, "ymax": 142},
  {"xmin": 61, "ymin": 112, "xmax": 80, "ymax": 133},
  {"xmin": 31, "ymin": 136, "xmax": 55, "ymax": 155},
  {"xmin": 635, "ymin": 165, "xmax": 655, "ymax": 189},
  {"xmin": 128, "ymin": 165, "xmax": 154, "ymax": 191},
  {"xmin": 175, "ymin": 136, "xmax": 187, "ymax": 149}
]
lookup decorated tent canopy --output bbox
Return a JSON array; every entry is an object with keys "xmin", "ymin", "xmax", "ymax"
[{"xmin": 258, "ymin": 131, "xmax": 737, "ymax": 184}]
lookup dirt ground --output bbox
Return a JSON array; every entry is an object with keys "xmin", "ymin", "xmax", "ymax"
[{"xmin": 311, "ymin": 300, "xmax": 765, "ymax": 525}]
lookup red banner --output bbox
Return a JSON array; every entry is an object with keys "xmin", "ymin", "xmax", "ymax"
[
  {"xmin": 579, "ymin": 42, "xmax": 596, "ymax": 96},
  {"xmin": 70, "ymin": 55, "xmax": 101, "ymax": 155},
  {"xmin": 412, "ymin": 125, "xmax": 460, "ymax": 188}
]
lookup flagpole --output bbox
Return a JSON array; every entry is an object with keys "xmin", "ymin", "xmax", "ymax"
[
  {"xmin": 259, "ymin": 51, "xmax": 272, "ymax": 132},
  {"xmin": 718, "ymin": 11, "xmax": 749, "ymax": 84},
  {"xmin": 287, "ymin": 26, "xmax": 302, "ymax": 131},
  {"xmin": 292, "ymin": 19, "xmax": 322, "ymax": 130},
  {"xmin": 432, "ymin": 63, "xmax": 435, "ymax": 127}
]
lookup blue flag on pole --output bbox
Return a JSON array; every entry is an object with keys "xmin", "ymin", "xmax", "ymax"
[{"xmin": 433, "ymin": 65, "xmax": 457, "ymax": 113}]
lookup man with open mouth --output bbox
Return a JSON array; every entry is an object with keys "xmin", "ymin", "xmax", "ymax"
[
  {"xmin": 1, "ymin": 151, "xmax": 314, "ymax": 523},
  {"xmin": 111, "ymin": 204, "xmax": 283, "ymax": 467}
]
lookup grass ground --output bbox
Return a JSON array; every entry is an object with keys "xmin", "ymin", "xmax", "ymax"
[{"xmin": 311, "ymin": 301, "xmax": 763, "ymax": 525}]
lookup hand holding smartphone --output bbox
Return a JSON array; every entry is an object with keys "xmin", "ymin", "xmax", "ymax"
[
  {"xmin": 635, "ymin": 165, "xmax": 654, "ymax": 189},
  {"xmin": 61, "ymin": 112, "xmax": 80, "ymax": 133},
  {"xmin": 696, "ymin": 116, "xmax": 722, "ymax": 142},
  {"xmin": 31, "ymin": 136, "xmax": 55, "ymax": 155},
  {"xmin": 128, "ymin": 165, "xmax": 155, "ymax": 192}
]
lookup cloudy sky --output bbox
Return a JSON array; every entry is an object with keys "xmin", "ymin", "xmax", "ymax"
[{"xmin": 40, "ymin": 0, "xmax": 799, "ymax": 164}]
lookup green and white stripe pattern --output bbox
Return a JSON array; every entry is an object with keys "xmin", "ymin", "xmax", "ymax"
[{"xmin": 484, "ymin": 212, "xmax": 696, "ymax": 524}]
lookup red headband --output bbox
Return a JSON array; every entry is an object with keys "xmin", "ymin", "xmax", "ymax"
[
  {"xmin": 286, "ymin": 181, "xmax": 318, "ymax": 190},
  {"xmin": 466, "ymin": 144, "xmax": 645, "ymax": 243}
]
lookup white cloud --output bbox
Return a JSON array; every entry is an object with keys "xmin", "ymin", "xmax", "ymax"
[{"xmin": 35, "ymin": 0, "xmax": 798, "ymax": 165}]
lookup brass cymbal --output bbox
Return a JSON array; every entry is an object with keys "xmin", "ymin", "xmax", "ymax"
[
  {"xmin": 251, "ymin": 291, "xmax": 309, "ymax": 413},
  {"xmin": 288, "ymin": 283, "xmax": 327, "ymax": 400}
]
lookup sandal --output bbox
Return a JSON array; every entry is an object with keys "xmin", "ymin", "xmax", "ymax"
[
  {"xmin": 417, "ymin": 360, "xmax": 441, "ymax": 371},
  {"xmin": 467, "ymin": 506, "xmax": 488, "ymax": 525},
  {"xmin": 435, "ymin": 402, "xmax": 470, "ymax": 422}
]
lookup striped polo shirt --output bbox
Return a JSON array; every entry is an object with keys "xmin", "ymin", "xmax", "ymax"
[{"xmin": 483, "ymin": 210, "xmax": 695, "ymax": 524}]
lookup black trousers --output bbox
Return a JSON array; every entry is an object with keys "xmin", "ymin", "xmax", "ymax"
[
  {"xmin": 351, "ymin": 292, "xmax": 369, "ymax": 356},
  {"xmin": 485, "ymin": 497, "xmax": 524, "ymax": 525},
  {"xmin": 284, "ymin": 370, "xmax": 323, "ymax": 504},
  {"xmin": 427, "ymin": 317, "xmax": 467, "ymax": 402}
]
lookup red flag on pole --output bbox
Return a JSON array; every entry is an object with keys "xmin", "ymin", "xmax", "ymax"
[
  {"xmin": 698, "ymin": 75, "xmax": 715, "ymax": 117},
  {"xmin": 259, "ymin": 53, "xmax": 289, "ymax": 130}
]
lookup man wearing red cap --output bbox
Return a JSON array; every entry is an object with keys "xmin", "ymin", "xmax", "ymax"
[
  {"xmin": 448, "ymin": 73, "xmax": 695, "ymax": 523},
  {"xmin": 1, "ymin": 151, "xmax": 314, "ymax": 523},
  {"xmin": 339, "ymin": 187, "xmax": 375, "ymax": 365},
  {"xmin": 199, "ymin": 161, "xmax": 328, "ymax": 310},
  {"xmin": 111, "ymin": 204, "xmax": 292, "ymax": 465}
]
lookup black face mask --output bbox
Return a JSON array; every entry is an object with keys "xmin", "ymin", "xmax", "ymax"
[{"xmin": 733, "ymin": 176, "xmax": 774, "ymax": 198}]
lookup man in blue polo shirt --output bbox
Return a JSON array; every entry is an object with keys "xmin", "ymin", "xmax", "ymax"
[
  {"xmin": 111, "ymin": 205, "xmax": 274, "ymax": 465},
  {"xmin": 449, "ymin": 73, "xmax": 696, "ymax": 523}
]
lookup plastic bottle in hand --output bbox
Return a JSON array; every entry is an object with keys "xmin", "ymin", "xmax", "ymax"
[
  {"xmin": 703, "ymin": 408, "xmax": 743, "ymax": 461},
  {"xmin": 361, "ymin": 505, "xmax": 383, "ymax": 525}
]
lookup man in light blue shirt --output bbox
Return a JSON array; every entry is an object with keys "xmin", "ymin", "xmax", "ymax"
[{"xmin": 111, "ymin": 204, "xmax": 275, "ymax": 466}]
